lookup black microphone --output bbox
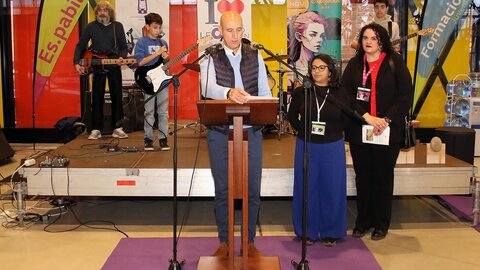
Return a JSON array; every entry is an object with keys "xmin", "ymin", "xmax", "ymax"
[
  {"xmin": 205, "ymin": 43, "xmax": 223, "ymax": 55},
  {"xmin": 250, "ymin": 42, "xmax": 264, "ymax": 50},
  {"xmin": 158, "ymin": 31, "xmax": 165, "ymax": 39}
]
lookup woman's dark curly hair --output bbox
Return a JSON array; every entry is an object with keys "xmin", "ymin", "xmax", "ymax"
[
  {"xmin": 356, "ymin": 23, "xmax": 393, "ymax": 56},
  {"xmin": 307, "ymin": 53, "xmax": 340, "ymax": 89}
]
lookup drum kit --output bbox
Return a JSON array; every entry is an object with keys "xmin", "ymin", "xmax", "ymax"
[
  {"xmin": 182, "ymin": 54, "xmax": 293, "ymax": 140},
  {"xmin": 264, "ymin": 55, "xmax": 293, "ymax": 140}
]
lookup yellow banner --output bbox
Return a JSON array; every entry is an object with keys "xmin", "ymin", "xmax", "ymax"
[{"xmin": 36, "ymin": 0, "xmax": 88, "ymax": 77}]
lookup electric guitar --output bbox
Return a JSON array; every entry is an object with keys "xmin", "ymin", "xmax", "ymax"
[
  {"xmin": 79, "ymin": 50, "xmax": 137, "ymax": 75},
  {"xmin": 391, "ymin": 28, "xmax": 435, "ymax": 46},
  {"xmin": 134, "ymin": 36, "xmax": 213, "ymax": 95}
]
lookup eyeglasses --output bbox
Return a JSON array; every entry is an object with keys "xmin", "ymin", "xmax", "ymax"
[
  {"xmin": 362, "ymin": 35, "xmax": 378, "ymax": 42},
  {"xmin": 311, "ymin": 65, "xmax": 328, "ymax": 72}
]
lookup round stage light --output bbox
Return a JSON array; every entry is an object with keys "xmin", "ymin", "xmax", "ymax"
[
  {"xmin": 453, "ymin": 80, "xmax": 471, "ymax": 97},
  {"xmin": 444, "ymin": 98, "xmax": 454, "ymax": 114},
  {"xmin": 452, "ymin": 116, "xmax": 469, "ymax": 127},
  {"xmin": 453, "ymin": 98, "xmax": 470, "ymax": 116}
]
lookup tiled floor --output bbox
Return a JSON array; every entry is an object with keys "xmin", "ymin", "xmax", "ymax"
[{"xmin": 0, "ymin": 144, "xmax": 479, "ymax": 269}]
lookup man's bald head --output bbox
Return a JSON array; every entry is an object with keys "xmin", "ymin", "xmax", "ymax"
[
  {"xmin": 219, "ymin": 11, "xmax": 244, "ymax": 52},
  {"xmin": 220, "ymin": 11, "xmax": 243, "ymax": 28}
]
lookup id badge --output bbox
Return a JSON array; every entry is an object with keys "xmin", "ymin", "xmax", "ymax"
[
  {"xmin": 311, "ymin": 121, "xmax": 326, "ymax": 135},
  {"xmin": 356, "ymin": 87, "xmax": 371, "ymax": 102}
]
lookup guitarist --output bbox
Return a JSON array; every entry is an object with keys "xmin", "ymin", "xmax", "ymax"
[
  {"xmin": 350, "ymin": 0, "xmax": 400, "ymax": 52},
  {"xmin": 73, "ymin": 1, "xmax": 129, "ymax": 140},
  {"xmin": 133, "ymin": 13, "xmax": 170, "ymax": 151}
]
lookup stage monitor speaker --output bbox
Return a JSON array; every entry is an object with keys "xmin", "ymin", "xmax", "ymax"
[
  {"xmin": 434, "ymin": 127, "xmax": 475, "ymax": 164},
  {"xmin": 0, "ymin": 129, "xmax": 14, "ymax": 163}
]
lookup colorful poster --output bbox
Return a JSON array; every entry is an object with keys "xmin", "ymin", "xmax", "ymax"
[
  {"xmin": 33, "ymin": 0, "xmax": 88, "ymax": 107},
  {"xmin": 116, "ymin": 0, "xmax": 169, "ymax": 85},
  {"xmin": 287, "ymin": 0, "xmax": 341, "ymax": 91},
  {"xmin": 414, "ymin": 0, "xmax": 471, "ymax": 106},
  {"xmin": 197, "ymin": 0, "xmax": 252, "ymax": 45}
]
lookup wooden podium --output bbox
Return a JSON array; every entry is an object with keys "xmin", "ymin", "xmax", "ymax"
[{"xmin": 196, "ymin": 99, "xmax": 281, "ymax": 270}]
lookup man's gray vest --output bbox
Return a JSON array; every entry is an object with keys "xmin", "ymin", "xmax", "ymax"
[{"xmin": 208, "ymin": 42, "xmax": 262, "ymax": 134}]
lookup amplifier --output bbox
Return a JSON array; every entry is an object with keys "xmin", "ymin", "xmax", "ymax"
[{"xmin": 84, "ymin": 88, "xmax": 144, "ymax": 134}]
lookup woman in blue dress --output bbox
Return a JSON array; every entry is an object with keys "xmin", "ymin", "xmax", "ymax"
[{"xmin": 287, "ymin": 54, "xmax": 347, "ymax": 246}]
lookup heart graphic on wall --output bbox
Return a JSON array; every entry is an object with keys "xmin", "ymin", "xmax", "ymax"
[{"xmin": 217, "ymin": 0, "xmax": 244, "ymax": 14}]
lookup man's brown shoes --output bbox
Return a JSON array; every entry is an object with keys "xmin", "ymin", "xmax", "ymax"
[
  {"xmin": 247, "ymin": 243, "xmax": 262, "ymax": 257},
  {"xmin": 213, "ymin": 243, "xmax": 262, "ymax": 258},
  {"xmin": 212, "ymin": 243, "xmax": 229, "ymax": 257}
]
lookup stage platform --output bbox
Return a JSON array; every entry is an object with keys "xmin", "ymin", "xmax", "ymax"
[{"xmin": 22, "ymin": 128, "xmax": 475, "ymax": 197}]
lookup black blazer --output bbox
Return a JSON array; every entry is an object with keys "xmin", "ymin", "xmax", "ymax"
[{"xmin": 341, "ymin": 53, "xmax": 413, "ymax": 144}]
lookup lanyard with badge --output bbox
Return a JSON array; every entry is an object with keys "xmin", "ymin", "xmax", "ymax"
[
  {"xmin": 311, "ymin": 86, "xmax": 329, "ymax": 136},
  {"xmin": 356, "ymin": 55, "xmax": 379, "ymax": 102}
]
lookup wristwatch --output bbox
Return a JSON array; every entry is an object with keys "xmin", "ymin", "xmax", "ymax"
[{"xmin": 384, "ymin": 117, "xmax": 392, "ymax": 124}]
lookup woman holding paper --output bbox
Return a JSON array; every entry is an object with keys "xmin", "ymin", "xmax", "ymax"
[
  {"xmin": 341, "ymin": 23, "xmax": 413, "ymax": 241},
  {"xmin": 287, "ymin": 54, "xmax": 348, "ymax": 247}
]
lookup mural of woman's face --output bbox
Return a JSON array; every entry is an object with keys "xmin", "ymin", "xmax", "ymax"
[{"xmin": 298, "ymin": 22, "xmax": 325, "ymax": 53}]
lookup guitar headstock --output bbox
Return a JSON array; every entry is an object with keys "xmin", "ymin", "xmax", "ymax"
[
  {"xmin": 419, "ymin": 28, "xmax": 435, "ymax": 36},
  {"xmin": 197, "ymin": 35, "xmax": 214, "ymax": 51}
]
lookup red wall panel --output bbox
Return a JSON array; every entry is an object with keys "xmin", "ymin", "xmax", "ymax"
[
  {"xmin": 169, "ymin": 4, "xmax": 199, "ymax": 120},
  {"xmin": 12, "ymin": 4, "xmax": 80, "ymax": 128}
]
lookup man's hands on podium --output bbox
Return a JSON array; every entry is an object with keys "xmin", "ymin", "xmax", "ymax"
[{"xmin": 227, "ymin": 88, "xmax": 251, "ymax": 104}]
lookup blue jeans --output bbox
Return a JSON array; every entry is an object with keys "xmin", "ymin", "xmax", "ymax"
[
  {"xmin": 143, "ymin": 90, "xmax": 169, "ymax": 141},
  {"xmin": 207, "ymin": 128, "xmax": 263, "ymax": 243}
]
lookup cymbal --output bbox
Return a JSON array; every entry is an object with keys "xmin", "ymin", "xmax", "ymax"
[
  {"xmin": 183, "ymin": 63, "xmax": 200, "ymax": 72},
  {"xmin": 263, "ymin": 55, "xmax": 288, "ymax": 62}
]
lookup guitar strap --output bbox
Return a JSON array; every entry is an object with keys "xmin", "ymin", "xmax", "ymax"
[
  {"xmin": 113, "ymin": 22, "xmax": 118, "ymax": 56},
  {"xmin": 388, "ymin": 21, "xmax": 392, "ymax": 37}
]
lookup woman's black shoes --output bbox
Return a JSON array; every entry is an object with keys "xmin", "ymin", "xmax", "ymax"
[
  {"xmin": 320, "ymin": 237, "xmax": 338, "ymax": 247},
  {"xmin": 371, "ymin": 229, "xmax": 387, "ymax": 240},
  {"xmin": 352, "ymin": 227, "xmax": 367, "ymax": 238}
]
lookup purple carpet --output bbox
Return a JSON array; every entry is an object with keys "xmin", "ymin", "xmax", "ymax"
[
  {"xmin": 439, "ymin": 195, "xmax": 480, "ymax": 232},
  {"xmin": 102, "ymin": 236, "xmax": 381, "ymax": 270}
]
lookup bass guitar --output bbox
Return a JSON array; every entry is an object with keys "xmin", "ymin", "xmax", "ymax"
[
  {"xmin": 79, "ymin": 50, "xmax": 137, "ymax": 75},
  {"xmin": 391, "ymin": 27, "xmax": 435, "ymax": 46},
  {"xmin": 134, "ymin": 36, "xmax": 213, "ymax": 95}
]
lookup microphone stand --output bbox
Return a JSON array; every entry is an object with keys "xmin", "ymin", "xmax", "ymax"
[
  {"xmin": 142, "ymin": 51, "xmax": 208, "ymax": 270},
  {"xmin": 256, "ymin": 45, "xmax": 365, "ymax": 270},
  {"xmin": 255, "ymin": 45, "xmax": 312, "ymax": 270}
]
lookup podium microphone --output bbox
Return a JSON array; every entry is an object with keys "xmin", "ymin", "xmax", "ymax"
[
  {"xmin": 205, "ymin": 43, "xmax": 223, "ymax": 55},
  {"xmin": 250, "ymin": 42, "xmax": 264, "ymax": 50}
]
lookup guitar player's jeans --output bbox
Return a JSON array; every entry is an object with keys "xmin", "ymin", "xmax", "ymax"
[
  {"xmin": 144, "ymin": 89, "xmax": 169, "ymax": 141},
  {"xmin": 91, "ymin": 68, "xmax": 124, "ymax": 131}
]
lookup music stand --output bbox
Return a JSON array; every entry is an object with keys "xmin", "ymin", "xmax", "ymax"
[{"xmin": 196, "ymin": 99, "xmax": 281, "ymax": 270}]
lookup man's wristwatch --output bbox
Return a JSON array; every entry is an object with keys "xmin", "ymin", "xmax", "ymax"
[
  {"xmin": 226, "ymin": 89, "xmax": 232, "ymax": 99},
  {"xmin": 384, "ymin": 117, "xmax": 392, "ymax": 124}
]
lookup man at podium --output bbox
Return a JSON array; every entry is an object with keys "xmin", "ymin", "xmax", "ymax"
[{"xmin": 199, "ymin": 11, "xmax": 272, "ymax": 258}]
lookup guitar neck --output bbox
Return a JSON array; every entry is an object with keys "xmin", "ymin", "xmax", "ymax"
[
  {"xmin": 100, "ymin": 59, "xmax": 137, "ymax": 65},
  {"xmin": 392, "ymin": 32, "xmax": 419, "ymax": 46},
  {"xmin": 162, "ymin": 43, "xmax": 199, "ymax": 71}
]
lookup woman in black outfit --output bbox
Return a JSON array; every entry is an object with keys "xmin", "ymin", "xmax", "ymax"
[
  {"xmin": 288, "ymin": 54, "xmax": 347, "ymax": 247},
  {"xmin": 341, "ymin": 23, "xmax": 413, "ymax": 240}
]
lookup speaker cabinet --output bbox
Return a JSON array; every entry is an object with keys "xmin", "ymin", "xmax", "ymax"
[
  {"xmin": 435, "ymin": 127, "xmax": 475, "ymax": 164},
  {"xmin": 84, "ymin": 88, "xmax": 144, "ymax": 134},
  {"xmin": 0, "ymin": 129, "xmax": 14, "ymax": 163}
]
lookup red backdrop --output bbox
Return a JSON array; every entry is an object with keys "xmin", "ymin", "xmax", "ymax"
[{"xmin": 12, "ymin": 3, "xmax": 199, "ymax": 128}]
